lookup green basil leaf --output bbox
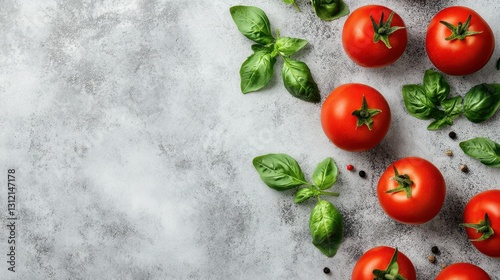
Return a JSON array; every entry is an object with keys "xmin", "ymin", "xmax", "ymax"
[
  {"xmin": 251, "ymin": 44, "xmax": 273, "ymax": 53},
  {"xmin": 294, "ymin": 188, "xmax": 319, "ymax": 203},
  {"xmin": 282, "ymin": 0, "xmax": 300, "ymax": 11},
  {"xmin": 282, "ymin": 57, "xmax": 320, "ymax": 103},
  {"xmin": 427, "ymin": 116, "xmax": 452, "ymax": 130},
  {"xmin": 240, "ymin": 51, "xmax": 276, "ymax": 94},
  {"xmin": 310, "ymin": 0, "xmax": 349, "ymax": 21},
  {"xmin": 229, "ymin": 6, "xmax": 275, "ymax": 45},
  {"xmin": 253, "ymin": 153, "xmax": 307, "ymax": 190},
  {"xmin": 312, "ymin": 157, "xmax": 337, "ymax": 190},
  {"xmin": 463, "ymin": 83, "xmax": 500, "ymax": 123},
  {"xmin": 496, "ymin": 58, "xmax": 500, "ymax": 70},
  {"xmin": 402, "ymin": 84, "xmax": 438, "ymax": 120},
  {"xmin": 276, "ymin": 37, "xmax": 308, "ymax": 57},
  {"xmin": 423, "ymin": 69, "xmax": 450, "ymax": 105},
  {"xmin": 459, "ymin": 137, "xmax": 500, "ymax": 167},
  {"xmin": 309, "ymin": 200, "xmax": 343, "ymax": 257},
  {"xmin": 442, "ymin": 96, "xmax": 463, "ymax": 119}
]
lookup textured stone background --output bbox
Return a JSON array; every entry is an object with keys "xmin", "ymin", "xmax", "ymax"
[{"xmin": 1, "ymin": 0, "xmax": 499, "ymax": 279}]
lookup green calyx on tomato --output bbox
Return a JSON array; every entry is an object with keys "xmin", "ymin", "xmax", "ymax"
[
  {"xmin": 439, "ymin": 14, "xmax": 482, "ymax": 41},
  {"xmin": 370, "ymin": 11, "xmax": 406, "ymax": 49},
  {"xmin": 352, "ymin": 95, "xmax": 382, "ymax": 130},
  {"xmin": 461, "ymin": 213, "xmax": 495, "ymax": 242},
  {"xmin": 372, "ymin": 248, "xmax": 407, "ymax": 280},
  {"xmin": 385, "ymin": 166, "xmax": 414, "ymax": 198}
]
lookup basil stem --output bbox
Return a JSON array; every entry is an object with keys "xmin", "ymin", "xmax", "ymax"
[{"xmin": 282, "ymin": 0, "xmax": 300, "ymax": 12}]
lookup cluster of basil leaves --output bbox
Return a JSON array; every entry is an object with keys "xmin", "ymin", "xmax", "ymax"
[
  {"xmin": 253, "ymin": 154, "xmax": 342, "ymax": 257},
  {"xmin": 402, "ymin": 69, "xmax": 500, "ymax": 167},
  {"xmin": 230, "ymin": 6, "xmax": 321, "ymax": 103},
  {"xmin": 282, "ymin": 0, "xmax": 349, "ymax": 21}
]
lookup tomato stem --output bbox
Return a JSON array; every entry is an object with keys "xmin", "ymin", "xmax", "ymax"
[
  {"xmin": 351, "ymin": 95, "xmax": 382, "ymax": 130},
  {"xmin": 369, "ymin": 11, "xmax": 406, "ymax": 49},
  {"xmin": 385, "ymin": 166, "xmax": 413, "ymax": 198},
  {"xmin": 372, "ymin": 248, "xmax": 407, "ymax": 280},
  {"xmin": 439, "ymin": 14, "xmax": 482, "ymax": 41},
  {"xmin": 460, "ymin": 213, "xmax": 495, "ymax": 241}
]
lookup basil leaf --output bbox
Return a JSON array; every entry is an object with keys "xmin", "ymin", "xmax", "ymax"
[
  {"xmin": 282, "ymin": 0, "xmax": 300, "ymax": 11},
  {"xmin": 442, "ymin": 96, "xmax": 463, "ymax": 119},
  {"xmin": 294, "ymin": 188, "xmax": 319, "ymax": 203},
  {"xmin": 402, "ymin": 84, "xmax": 438, "ymax": 120},
  {"xmin": 463, "ymin": 83, "xmax": 500, "ymax": 123},
  {"xmin": 427, "ymin": 116, "xmax": 452, "ymax": 130},
  {"xmin": 309, "ymin": 200, "xmax": 343, "ymax": 257},
  {"xmin": 253, "ymin": 153, "xmax": 307, "ymax": 190},
  {"xmin": 460, "ymin": 137, "xmax": 500, "ymax": 167},
  {"xmin": 312, "ymin": 157, "xmax": 338, "ymax": 190},
  {"xmin": 229, "ymin": 6, "xmax": 275, "ymax": 45},
  {"xmin": 251, "ymin": 44, "xmax": 273, "ymax": 53},
  {"xmin": 423, "ymin": 69, "xmax": 450, "ymax": 105},
  {"xmin": 276, "ymin": 37, "xmax": 308, "ymax": 57},
  {"xmin": 496, "ymin": 58, "xmax": 500, "ymax": 70},
  {"xmin": 310, "ymin": 0, "xmax": 349, "ymax": 21},
  {"xmin": 240, "ymin": 51, "xmax": 276, "ymax": 94},
  {"xmin": 282, "ymin": 58, "xmax": 320, "ymax": 103}
]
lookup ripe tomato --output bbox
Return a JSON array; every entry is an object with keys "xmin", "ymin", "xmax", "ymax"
[
  {"xmin": 426, "ymin": 6, "xmax": 495, "ymax": 76},
  {"xmin": 342, "ymin": 5, "xmax": 407, "ymax": 68},
  {"xmin": 320, "ymin": 83, "xmax": 391, "ymax": 152},
  {"xmin": 435, "ymin": 262, "xmax": 491, "ymax": 280},
  {"xmin": 462, "ymin": 190, "xmax": 500, "ymax": 258},
  {"xmin": 351, "ymin": 246, "xmax": 416, "ymax": 280},
  {"xmin": 377, "ymin": 157, "xmax": 446, "ymax": 224}
]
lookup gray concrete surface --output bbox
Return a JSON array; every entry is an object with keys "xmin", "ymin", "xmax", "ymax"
[{"xmin": 1, "ymin": 0, "xmax": 499, "ymax": 279}]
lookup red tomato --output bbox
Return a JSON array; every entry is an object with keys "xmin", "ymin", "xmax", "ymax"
[
  {"xmin": 426, "ymin": 6, "xmax": 495, "ymax": 76},
  {"xmin": 377, "ymin": 157, "xmax": 446, "ymax": 224},
  {"xmin": 435, "ymin": 262, "xmax": 491, "ymax": 280},
  {"xmin": 462, "ymin": 190, "xmax": 500, "ymax": 258},
  {"xmin": 342, "ymin": 5, "xmax": 407, "ymax": 68},
  {"xmin": 320, "ymin": 83, "xmax": 391, "ymax": 152},
  {"xmin": 351, "ymin": 246, "xmax": 416, "ymax": 280}
]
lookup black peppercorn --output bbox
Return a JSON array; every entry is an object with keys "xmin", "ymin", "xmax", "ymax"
[
  {"xmin": 323, "ymin": 267, "xmax": 330, "ymax": 274},
  {"xmin": 359, "ymin": 170, "xmax": 366, "ymax": 178},
  {"xmin": 431, "ymin": 246, "xmax": 439, "ymax": 254},
  {"xmin": 449, "ymin": 131, "xmax": 457, "ymax": 140}
]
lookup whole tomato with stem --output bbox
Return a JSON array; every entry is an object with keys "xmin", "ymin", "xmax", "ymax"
[
  {"xmin": 320, "ymin": 83, "xmax": 391, "ymax": 152},
  {"xmin": 342, "ymin": 5, "xmax": 407, "ymax": 68},
  {"xmin": 426, "ymin": 6, "xmax": 495, "ymax": 76},
  {"xmin": 461, "ymin": 190, "xmax": 500, "ymax": 258},
  {"xmin": 435, "ymin": 262, "xmax": 491, "ymax": 280},
  {"xmin": 351, "ymin": 246, "xmax": 416, "ymax": 280},
  {"xmin": 377, "ymin": 157, "xmax": 446, "ymax": 224}
]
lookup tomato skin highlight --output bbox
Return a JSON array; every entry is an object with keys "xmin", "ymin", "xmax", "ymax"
[
  {"xmin": 463, "ymin": 190, "xmax": 500, "ymax": 258},
  {"xmin": 320, "ymin": 83, "xmax": 391, "ymax": 152},
  {"xmin": 342, "ymin": 5, "xmax": 407, "ymax": 68},
  {"xmin": 425, "ymin": 6, "xmax": 495, "ymax": 76},
  {"xmin": 435, "ymin": 262, "xmax": 491, "ymax": 280},
  {"xmin": 377, "ymin": 157, "xmax": 446, "ymax": 224},
  {"xmin": 351, "ymin": 246, "xmax": 416, "ymax": 280}
]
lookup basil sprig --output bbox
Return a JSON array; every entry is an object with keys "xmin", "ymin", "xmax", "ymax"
[
  {"xmin": 460, "ymin": 137, "xmax": 500, "ymax": 167},
  {"xmin": 230, "ymin": 6, "xmax": 320, "ymax": 102},
  {"xmin": 253, "ymin": 154, "xmax": 343, "ymax": 257},
  {"xmin": 402, "ymin": 69, "xmax": 462, "ymax": 130},
  {"xmin": 281, "ymin": 0, "xmax": 349, "ymax": 21},
  {"xmin": 463, "ymin": 83, "xmax": 500, "ymax": 123}
]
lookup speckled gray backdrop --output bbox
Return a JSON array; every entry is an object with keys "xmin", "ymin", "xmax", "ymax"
[{"xmin": 1, "ymin": 0, "xmax": 499, "ymax": 279}]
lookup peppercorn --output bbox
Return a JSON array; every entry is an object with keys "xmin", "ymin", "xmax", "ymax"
[
  {"xmin": 323, "ymin": 267, "xmax": 330, "ymax": 274},
  {"xmin": 460, "ymin": 164, "xmax": 469, "ymax": 173},
  {"xmin": 445, "ymin": 150, "xmax": 453, "ymax": 157},
  {"xmin": 428, "ymin": 255, "xmax": 436, "ymax": 263},
  {"xmin": 431, "ymin": 246, "xmax": 439, "ymax": 254},
  {"xmin": 347, "ymin": 164, "xmax": 354, "ymax": 171},
  {"xmin": 449, "ymin": 131, "xmax": 457, "ymax": 140},
  {"xmin": 358, "ymin": 170, "xmax": 366, "ymax": 178}
]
